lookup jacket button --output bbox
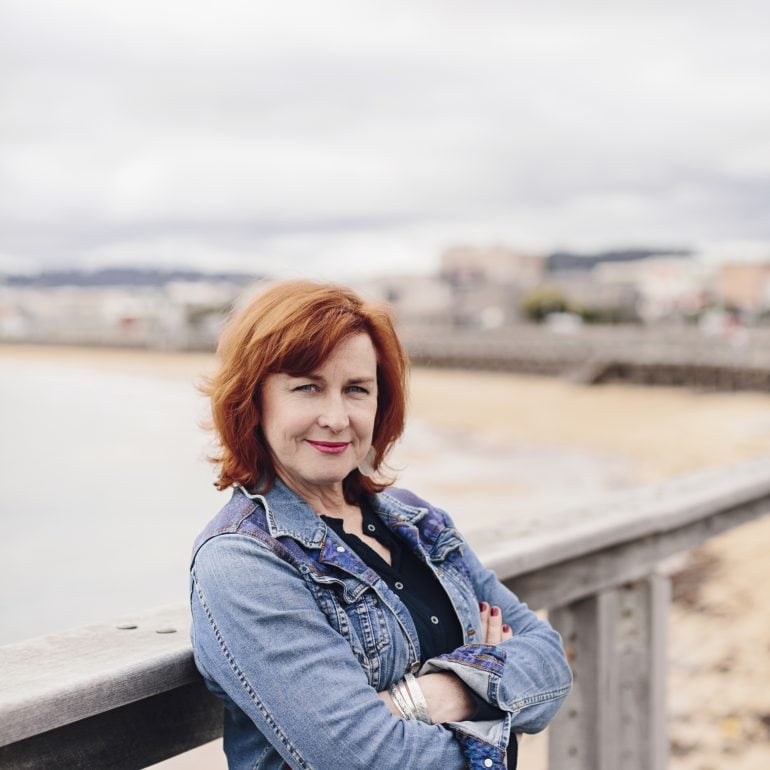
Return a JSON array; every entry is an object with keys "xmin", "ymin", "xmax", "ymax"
[
  {"xmin": 394, "ymin": 581, "xmax": 404, "ymax": 590},
  {"xmin": 367, "ymin": 524, "xmax": 376, "ymax": 532},
  {"xmin": 467, "ymin": 628, "xmax": 476, "ymax": 637},
  {"xmin": 430, "ymin": 616, "xmax": 439, "ymax": 625},
  {"xmin": 336, "ymin": 545, "xmax": 345, "ymax": 553},
  {"xmin": 483, "ymin": 759, "xmax": 493, "ymax": 768}
]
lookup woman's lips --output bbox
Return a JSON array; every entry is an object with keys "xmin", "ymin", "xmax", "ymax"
[{"xmin": 306, "ymin": 440, "xmax": 350, "ymax": 455}]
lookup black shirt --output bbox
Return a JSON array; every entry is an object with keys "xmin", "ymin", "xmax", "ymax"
[{"xmin": 321, "ymin": 502, "xmax": 464, "ymax": 663}]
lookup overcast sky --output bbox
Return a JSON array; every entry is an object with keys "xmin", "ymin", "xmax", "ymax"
[{"xmin": 2, "ymin": 0, "xmax": 770, "ymax": 278}]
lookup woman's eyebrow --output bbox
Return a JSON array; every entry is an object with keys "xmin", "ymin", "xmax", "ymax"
[{"xmin": 286, "ymin": 374, "xmax": 375, "ymax": 384}]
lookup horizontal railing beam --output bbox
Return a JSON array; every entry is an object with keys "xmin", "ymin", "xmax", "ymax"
[
  {"xmin": 479, "ymin": 454, "xmax": 770, "ymax": 579},
  {"xmin": 0, "ymin": 681, "xmax": 222, "ymax": 770},
  {"xmin": 505, "ymin": 493, "xmax": 769, "ymax": 610},
  {"xmin": 0, "ymin": 605, "xmax": 195, "ymax": 746}
]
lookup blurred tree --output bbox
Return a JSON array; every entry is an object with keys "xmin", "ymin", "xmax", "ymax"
[{"xmin": 520, "ymin": 286, "xmax": 571, "ymax": 322}]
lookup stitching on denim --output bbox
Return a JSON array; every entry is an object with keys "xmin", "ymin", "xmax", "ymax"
[
  {"xmin": 444, "ymin": 657, "xmax": 501, "ymax": 673},
  {"xmin": 206, "ymin": 529, "xmax": 315, "ymax": 579},
  {"xmin": 450, "ymin": 725, "xmax": 495, "ymax": 746},
  {"xmin": 192, "ymin": 573, "xmax": 310, "ymax": 770},
  {"xmin": 380, "ymin": 491, "xmax": 426, "ymax": 516},
  {"xmin": 507, "ymin": 683, "xmax": 572, "ymax": 712},
  {"xmin": 252, "ymin": 743, "xmax": 273, "ymax": 770}
]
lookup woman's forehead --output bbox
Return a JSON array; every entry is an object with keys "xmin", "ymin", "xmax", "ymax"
[{"xmin": 283, "ymin": 333, "xmax": 377, "ymax": 375}]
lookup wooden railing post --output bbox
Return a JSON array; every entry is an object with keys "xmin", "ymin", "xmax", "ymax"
[{"xmin": 547, "ymin": 573, "xmax": 670, "ymax": 770}]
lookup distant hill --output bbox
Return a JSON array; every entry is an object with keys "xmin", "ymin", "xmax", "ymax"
[
  {"xmin": 547, "ymin": 248, "xmax": 692, "ymax": 272},
  {"xmin": 2, "ymin": 267, "xmax": 262, "ymax": 288}
]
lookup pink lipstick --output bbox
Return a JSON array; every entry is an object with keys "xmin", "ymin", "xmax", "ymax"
[{"xmin": 307, "ymin": 440, "xmax": 350, "ymax": 454}]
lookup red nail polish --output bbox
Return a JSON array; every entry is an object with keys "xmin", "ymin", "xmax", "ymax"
[
  {"xmin": 479, "ymin": 601, "xmax": 488, "ymax": 611},
  {"xmin": 502, "ymin": 624, "xmax": 510, "ymax": 633},
  {"xmin": 490, "ymin": 606, "xmax": 499, "ymax": 617}
]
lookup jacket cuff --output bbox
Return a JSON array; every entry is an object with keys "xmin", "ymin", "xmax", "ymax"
[
  {"xmin": 419, "ymin": 643, "xmax": 507, "ymax": 708},
  {"xmin": 446, "ymin": 715, "xmax": 512, "ymax": 770}
]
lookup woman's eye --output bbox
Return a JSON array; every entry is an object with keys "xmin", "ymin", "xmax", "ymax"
[
  {"xmin": 293, "ymin": 383, "xmax": 318, "ymax": 392},
  {"xmin": 346, "ymin": 385, "xmax": 369, "ymax": 394}
]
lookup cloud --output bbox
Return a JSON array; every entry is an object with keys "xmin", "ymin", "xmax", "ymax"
[{"xmin": 2, "ymin": 1, "xmax": 770, "ymax": 275}]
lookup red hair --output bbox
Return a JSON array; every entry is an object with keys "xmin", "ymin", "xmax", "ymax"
[{"xmin": 203, "ymin": 280, "xmax": 409, "ymax": 501}]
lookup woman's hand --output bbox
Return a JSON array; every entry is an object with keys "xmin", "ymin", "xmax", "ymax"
[
  {"xmin": 414, "ymin": 602, "xmax": 513, "ymax": 722},
  {"xmin": 479, "ymin": 601, "xmax": 513, "ymax": 645},
  {"xmin": 380, "ymin": 601, "xmax": 513, "ymax": 722}
]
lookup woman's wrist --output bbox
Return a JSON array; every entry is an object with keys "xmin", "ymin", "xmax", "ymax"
[
  {"xmin": 416, "ymin": 671, "xmax": 476, "ymax": 724},
  {"xmin": 382, "ymin": 672, "xmax": 476, "ymax": 724}
]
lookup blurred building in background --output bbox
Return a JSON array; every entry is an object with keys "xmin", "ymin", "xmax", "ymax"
[
  {"xmin": 719, "ymin": 262, "xmax": 770, "ymax": 316},
  {"xmin": 4, "ymin": 246, "xmax": 770, "ymax": 349},
  {"xmin": 0, "ymin": 270, "xmax": 252, "ymax": 350}
]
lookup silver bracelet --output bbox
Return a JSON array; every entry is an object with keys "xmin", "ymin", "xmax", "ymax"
[
  {"xmin": 403, "ymin": 672, "xmax": 432, "ymax": 724},
  {"xmin": 389, "ymin": 680, "xmax": 415, "ymax": 720}
]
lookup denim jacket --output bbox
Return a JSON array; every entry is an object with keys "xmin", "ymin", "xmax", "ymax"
[{"xmin": 190, "ymin": 478, "xmax": 572, "ymax": 769}]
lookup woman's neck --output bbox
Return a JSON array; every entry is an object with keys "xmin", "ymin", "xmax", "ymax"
[{"xmin": 276, "ymin": 473, "xmax": 357, "ymax": 519}]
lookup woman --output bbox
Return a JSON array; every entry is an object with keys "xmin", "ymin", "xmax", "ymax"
[{"xmin": 190, "ymin": 280, "xmax": 572, "ymax": 770}]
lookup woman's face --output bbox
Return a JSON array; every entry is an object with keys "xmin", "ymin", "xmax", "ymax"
[{"xmin": 260, "ymin": 333, "xmax": 379, "ymax": 498}]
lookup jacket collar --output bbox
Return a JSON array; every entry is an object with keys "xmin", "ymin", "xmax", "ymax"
[{"xmin": 253, "ymin": 476, "xmax": 328, "ymax": 548}]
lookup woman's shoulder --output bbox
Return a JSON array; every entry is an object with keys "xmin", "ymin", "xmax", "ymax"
[
  {"xmin": 191, "ymin": 486, "xmax": 270, "ymax": 564},
  {"xmin": 380, "ymin": 486, "xmax": 433, "ymax": 510},
  {"xmin": 375, "ymin": 486, "xmax": 458, "ymax": 532}
]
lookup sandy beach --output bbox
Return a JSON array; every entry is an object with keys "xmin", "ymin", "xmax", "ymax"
[{"xmin": 2, "ymin": 346, "xmax": 768, "ymax": 768}]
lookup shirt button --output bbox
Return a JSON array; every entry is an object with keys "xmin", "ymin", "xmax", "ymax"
[
  {"xmin": 394, "ymin": 581, "xmax": 404, "ymax": 590},
  {"xmin": 367, "ymin": 523, "xmax": 376, "ymax": 532},
  {"xmin": 336, "ymin": 545, "xmax": 345, "ymax": 553},
  {"xmin": 483, "ymin": 760, "xmax": 493, "ymax": 768},
  {"xmin": 430, "ymin": 616, "xmax": 439, "ymax": 625}
]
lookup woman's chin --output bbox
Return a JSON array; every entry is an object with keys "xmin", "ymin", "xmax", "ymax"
[{"xmin": 281, "ymin": 467, "xmax": 356, "ymax": 494}]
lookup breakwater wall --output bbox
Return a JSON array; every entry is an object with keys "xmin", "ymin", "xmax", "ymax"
[{"xmin": 402, "ymin": 325, "xmax": 770, "ymax": 391}]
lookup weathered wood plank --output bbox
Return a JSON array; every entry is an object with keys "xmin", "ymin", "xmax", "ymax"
[
  {"xmin": 0, "ymin": 681, "xmax": 222, "ymax": 770},
  {"xmin": 478, "ymin": 454, "xmax": 770, "ymax": 580},
  {"xmin": 546, "ymin": 588, "xmax": 611, "ymax": 769},
  {"xmin": 504, "ymin": 494, "xmax": 766, "ymax": 609},
  {"xmin": 0, "ymin": 605, "xmax": 195, "ymax": 746},
  {"xmin": 548, "ymin": 575, "xmax": 669, "ymax": 770}
]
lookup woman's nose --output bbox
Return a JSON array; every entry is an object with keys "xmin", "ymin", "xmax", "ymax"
[{"xmin": 317, "ymin": 395, "xmax": 350, "ymax": 432}]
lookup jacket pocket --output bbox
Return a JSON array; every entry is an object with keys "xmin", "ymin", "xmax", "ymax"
[{"xmin": 307, "ymin": 574, "xmax": 392, "ymax": 689}]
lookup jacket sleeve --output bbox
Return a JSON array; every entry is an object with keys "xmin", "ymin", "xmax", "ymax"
[
  {"xmin": 190, "ymin": 533, "xmax": 510, "ymax": 770},
  {"xmin": 418, "ymin": 509, "xmax": 573, "ymax": 734}
]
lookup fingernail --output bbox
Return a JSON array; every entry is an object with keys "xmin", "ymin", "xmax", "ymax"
[
  {"xmin": 502, "ymin": 624, "xmax": 510, "ymax": 632},
  {"xmin": 490, "ymin": 606, "xmax": 499, "ymax": 617},
  {"xmin": 479, "ymin": 601, "xmax": 488, "ymax": 611}
]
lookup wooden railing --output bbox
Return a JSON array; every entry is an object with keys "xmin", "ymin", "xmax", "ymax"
[{"xmin": 2, "ymin": 457, "xmax": 770, "ymax": 769}]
